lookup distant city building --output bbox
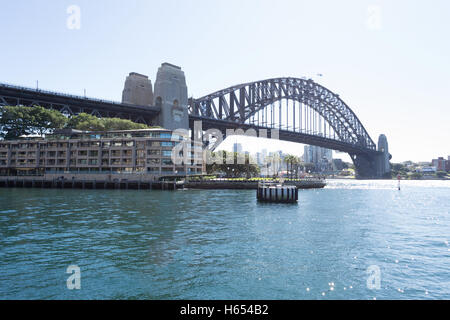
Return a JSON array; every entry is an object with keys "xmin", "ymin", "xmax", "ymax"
[
  {"xmin": 420, "ymin": 166, "xmax": 437, "ymax": 174},
  {"xmin": 233, "ymin": 143, "xmax": 243, "ymax": 154},
  {"xmin": 303, "ymin": 145, "xmax": 333, "ymax": 172},
  {"xmin": 432, "ymin": 157, "xmax": 449, "ymax": 172},
  {"xmin": 255, "ymin": 148, "xmax": 268, "ymax": 166}
]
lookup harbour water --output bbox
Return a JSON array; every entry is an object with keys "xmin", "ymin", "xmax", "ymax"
[{"xmin": 0, "ymin": 179, "xmax": 449, "ymax": 299}]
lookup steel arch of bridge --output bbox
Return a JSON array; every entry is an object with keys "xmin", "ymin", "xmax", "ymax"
[{"xmin": 189, "ymin": 77, "xmax": 376, "ymax": 153}]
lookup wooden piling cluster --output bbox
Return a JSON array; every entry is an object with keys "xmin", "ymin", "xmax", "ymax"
[{"xmin": 257, "ymin": 182, "xmax": 298, "ymax": 203}]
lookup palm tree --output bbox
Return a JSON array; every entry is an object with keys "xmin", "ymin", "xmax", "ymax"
[{"xmin": 284, "ymin": 154, "xmax": 300, "ymax": 179}]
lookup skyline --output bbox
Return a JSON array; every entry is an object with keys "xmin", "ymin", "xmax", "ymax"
[{"xmin": 1, "ymin": 0, "xmax": 449, "ymax": 162}]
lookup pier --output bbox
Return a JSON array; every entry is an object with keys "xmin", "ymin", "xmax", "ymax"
[
  {"xmin": 185, "ymin": 178, "xmax": 326, "ymax": 190},
  {"xmin": 0, "ymin": 177, "xmax": 180, "ymax": 191}
]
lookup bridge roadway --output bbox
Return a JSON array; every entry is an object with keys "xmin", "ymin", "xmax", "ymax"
[
  {"xmin": 0, "ymin": 83, "xmax": 160, "ymax": 125},
  {"xmin": 189, "ymin": 116, "xmax": 380, "ymax": 157}
]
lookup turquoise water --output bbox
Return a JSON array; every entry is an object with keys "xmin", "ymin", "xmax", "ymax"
[{"xmin": 0, "ymin": 180, "xmax": 449, "ymax": 300}]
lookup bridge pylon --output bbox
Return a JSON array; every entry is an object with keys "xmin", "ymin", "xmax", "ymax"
[
  {"xmin": 153, "ymin": 63, "xmax": 189, "ymax": 130},
  {"xmin": 352, "ymin": 134, "xmax": 391, "ymax": 179}
]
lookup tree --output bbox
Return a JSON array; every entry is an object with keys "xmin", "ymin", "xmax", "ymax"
[
  {"xmin": 436, "ymin": 171, "xmax": 447, "ymax": 179},
  {"xmin": 0, "ymin": 105, "xmax": 67, "ymax": 139},
  {"xmin": 0, "ymin": 107, "xmax": 150, "ymax": 140},
  {"xmin": 66, "ymin": 113, "xmax": 148, "ymax": 131},
  {"xmin": 66, "ymin": 113, "xmax": 105, "ymax": 131},
  {"xmin": 101, "ymin": 117, "xmax": 148, "ymax": 130},
  {"xmin": 206, "ymin": 151, "xmax": 260, "ymax": 178},
  {"xmin": 284, "ymin": 154, "xmax": 300, "ymax": 179},
  {"xmin": 409, "ymin": 172, "xmax": 423, "ymax": 180}
]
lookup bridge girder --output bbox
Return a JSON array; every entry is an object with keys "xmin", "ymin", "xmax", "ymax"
[{"xmin": 189, "ymin": 77, "xmax": 376, "ymax": 151}]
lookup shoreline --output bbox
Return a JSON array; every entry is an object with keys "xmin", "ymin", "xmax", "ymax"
[{"xmin": 185, "ymin": 179, "xmax": 326, "ymax": 190}]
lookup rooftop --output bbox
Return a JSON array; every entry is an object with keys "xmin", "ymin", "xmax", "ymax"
[{"xmin": 162, "ymin": 62, "xmax": 181, "ymax": 70}]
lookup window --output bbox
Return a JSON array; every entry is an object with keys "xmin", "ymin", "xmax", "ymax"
[
  {"xmin": 148, "ymin": 141, "xmax": 160, "ymax": 147},
  {"xmin": 160, "ymin": 133, "xmax": 171, "ymax": 139},
  {"xmin": 89, "ymin": 151, "xmax": 98, "ymax": 157},
  {"xmin": 78, "ymin": 151, "xmax": 88, "ymax": 157},
  {"xmin": 162, "ymin": 150, "xmax": 172, "ymax": 157},
  {"xmin": 137, "ymin": 150, "xmax": 145, "ymax": 158},
  {"xmin": 148, "ymin": 150, "xmax": 160, "ymax": 156},
  {"xmin": 147, "ymin": 158, "xmax": 160, "ymax": 165},
  {"xmin": 162, "ymin": 159, "xmax": 173, "ymax": 166},
  {"xmin": 161, "ymin": 142, "xmax": 174, "ymax": 147}
]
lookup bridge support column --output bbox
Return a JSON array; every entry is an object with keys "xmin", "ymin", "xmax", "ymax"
[{"xmin": 351, "ymin": 134, "xmax": 391, "ymax": 179}]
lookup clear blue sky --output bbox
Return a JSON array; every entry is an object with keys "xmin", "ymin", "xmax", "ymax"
[{"xmin": 0, "ymin": 0, "xmax": 449, "ymax": 162}]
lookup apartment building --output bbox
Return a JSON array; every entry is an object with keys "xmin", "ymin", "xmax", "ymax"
[{"xmin": 0, "ymin": 128, "xmax": 204, "ymax": 179}]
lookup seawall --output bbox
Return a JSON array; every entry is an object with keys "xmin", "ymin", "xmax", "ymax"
[{"xmin": 185, "ymin": 179, "xmax": 326, "ymax": 190}]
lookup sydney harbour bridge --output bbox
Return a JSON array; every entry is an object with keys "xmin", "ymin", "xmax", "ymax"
[{"xmin": 0, "ymin": 63, "xmax": 391, "ymax": 179}]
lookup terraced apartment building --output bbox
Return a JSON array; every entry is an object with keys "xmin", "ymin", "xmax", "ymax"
[{"xmin": 0, "ymin": 128, "xmax": 204, "ymax": 180}]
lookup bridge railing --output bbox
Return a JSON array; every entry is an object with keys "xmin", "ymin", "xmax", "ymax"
[{"xmin": 0, "ymin": 82, "xmax": 126, "ymax": 106}]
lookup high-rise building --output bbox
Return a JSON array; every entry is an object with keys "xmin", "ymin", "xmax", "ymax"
[
  {"xmin": 303, "ymin": 145, "xmax": 333, "ymax": 172},
  {"xmin": 432, "ymin": 157, "xmax": 448, "ymax": 171},
  {"xmin": 233, "ymin": 143, "xmax": 243, "ymax": 154}
]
